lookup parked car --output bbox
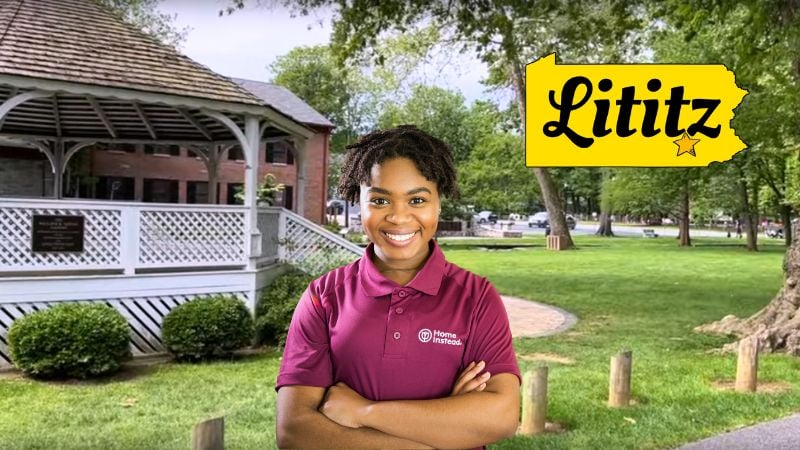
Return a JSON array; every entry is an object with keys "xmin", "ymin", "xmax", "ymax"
[
  {"xmin": 528, "ymin": 211, "xmax": 576, "ymax": 230},
  {"xmin": 474, "ymin": 211, "xmax": 498, "ymax": 224},
  {"xmin": 327, "ymin": 199, "xmax": 345, "ymax": 215},
  {"xmin": 327, "ymin": 199, "xmax": 359, "ymax": 215}
]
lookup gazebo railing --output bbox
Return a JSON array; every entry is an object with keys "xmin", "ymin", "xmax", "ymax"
[
  {"xmin": 0, "ymin": 198, "xmax": 248, "ymax": 275},
  {"xmin": 258, "ymin": 206, "xmax": 363, "ymax": 275}
]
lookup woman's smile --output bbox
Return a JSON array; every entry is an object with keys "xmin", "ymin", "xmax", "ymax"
[{"xmin": 359, "ymin": 157, "xmax": 440, "ymax": 278}]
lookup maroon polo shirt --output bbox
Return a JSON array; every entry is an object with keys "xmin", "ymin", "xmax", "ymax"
[{"xmin": 276, "ymin": 239, "xmax": 521, "ymax": 421}]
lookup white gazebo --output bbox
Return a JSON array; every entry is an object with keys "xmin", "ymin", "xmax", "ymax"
[{"xmin": 0, "ymin": 0, "xmax": 361, "ymax": 367}]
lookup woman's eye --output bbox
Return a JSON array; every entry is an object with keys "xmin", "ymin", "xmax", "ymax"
[
  {"xmin": 410, "ymin": 197, "xmax": 426, "ymax": 205},
  {"xmin": 370, "ymin": 198, "xmax": 389, "ymax": 205}
]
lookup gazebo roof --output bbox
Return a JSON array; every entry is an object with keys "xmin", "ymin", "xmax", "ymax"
[
  {"xmin": 0, "ymin": 0, "xmax": 261, "ymax": 106},
  {"xmin": 0, "ymin": 0, "xmax": 314, "ymax": 144}
]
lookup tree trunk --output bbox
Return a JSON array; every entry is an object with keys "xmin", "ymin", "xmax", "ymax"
[
  {"xmin": 596, "ymin": 169, "xmax": 614, "ymax": 237},
  {"xmin": 510, "ymin": 56, "xmax": 574, "ymax": 249},
  {"xmin": 735, "ymin": 170, "xmax": 758, "ymax": 251},
  {"xmin": 696, "ymin": 220, "xmax": 800, "ymax": 355},
  {"xmin": 595, "ymin": 212, "xmax": 614, "ymax": 236},
  {"xmin": 679, "ymin": 182, "xmax": 691, "ymax": 247},
  {"xmin": 781, "ymin": 204, "xmax": 793, "ymax": 247}
]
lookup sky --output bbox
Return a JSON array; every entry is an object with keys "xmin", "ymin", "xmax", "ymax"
[{"xmin": 158, "ymin": 0, "xmax": 510, "ymax": 107}]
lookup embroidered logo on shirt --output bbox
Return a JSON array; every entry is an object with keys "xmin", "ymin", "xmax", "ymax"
[{"xmin": 418, "ymin": 328, "xmax": 462, "ymax": 346}]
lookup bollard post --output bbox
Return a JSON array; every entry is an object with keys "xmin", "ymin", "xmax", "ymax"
[
  {"xmin": 519, "ymin": 366, "xmax": 548, "ymax": 435},
  {"xmin": 608, "ymin": 350, "xmax": 632, "ymax": 407},
  {"xmin": 192, "ymin": 417, "xmax": 224, "ymax": 450},
  {"xmin": 735, "ymin": 336, "xmax": 759, "ymax": 392}
]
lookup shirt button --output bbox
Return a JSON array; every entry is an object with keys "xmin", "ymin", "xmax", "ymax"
[
  {"xmin": 398, "ymin": 290, "xmax": 407, "ymax": 298},
  {"xmin": 393, "ymin": 331, "xmax": 401, "ymax": 340},
  {"xmin": 395, "ymin": 307, "xmax": 404, "ymax": 315}
]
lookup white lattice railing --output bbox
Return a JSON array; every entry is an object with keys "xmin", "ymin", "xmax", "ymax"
[
  {"xmin": 268, "ymin": 207, "xmax": 363, "ymax": 274},
  {"xmin": 0, "ymin": 198, "xmax": 248, "ymax": 274},
  {"xmin": 1, "ymin": 199, "xmax": 123, "ymax": 272},
  {"xmin": 138, "ymin": 208, "xmax": 246, "ymax": 268}
]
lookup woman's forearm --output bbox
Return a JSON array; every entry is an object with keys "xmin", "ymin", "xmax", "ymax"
[
  {"xmin": 360, "ymin": 388, "xmax": 519, "ymax": 449},
  {"xmin": 278, "ymin": 408, "xmax": 433, "ymax": 449}
]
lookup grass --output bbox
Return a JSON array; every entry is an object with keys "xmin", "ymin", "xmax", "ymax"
[{"xmin": 1, "ymin": 236, "xmax": 798, "ymax": 449}]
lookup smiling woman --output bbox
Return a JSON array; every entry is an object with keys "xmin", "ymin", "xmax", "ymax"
[{"xmin": 275, "ymin": 125, "xmax": 521, "ymax": 450}]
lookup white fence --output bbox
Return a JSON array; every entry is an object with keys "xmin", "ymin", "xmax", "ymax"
[
  {"xmin": 0, "ymin": 199, "xmax": 363, "ymax": 368},
  {"xmin": 273, "ymin": 206, "xmax": 363, "ymax": 274},
  {"xmin": 0, "ymin": 198, "xmax": 248, "ymax": 275}
]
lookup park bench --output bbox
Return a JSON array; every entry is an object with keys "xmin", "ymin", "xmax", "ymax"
[{"xmin": 642, "ymin": 229, "xmax": 659, "ymax": 238}]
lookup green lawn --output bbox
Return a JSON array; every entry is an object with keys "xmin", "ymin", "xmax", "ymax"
[{"xmin": 2, "ymin": 236, "xmax": 798, "ymax": 449}]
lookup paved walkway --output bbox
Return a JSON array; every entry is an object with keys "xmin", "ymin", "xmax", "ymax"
[
  {"xmin": 676, "ymin": 413, "xmax": 800, "ymax": 450},
  {"xmin": 500, "ymin": 295, "xmax": 577, "ymax": 338}
]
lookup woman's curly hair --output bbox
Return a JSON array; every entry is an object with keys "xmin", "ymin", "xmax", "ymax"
[{"xmin": 337, "ymin": 125, "xmax": 459, "ymax": 203}]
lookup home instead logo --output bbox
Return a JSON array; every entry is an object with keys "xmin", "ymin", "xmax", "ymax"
[
  {"xmin": 525, "ymin": 53, "xmax": 748, "ymax": 167},
  {"xmin": 418, "ymin": 328, "xmax": 462, "ymax": 346}
]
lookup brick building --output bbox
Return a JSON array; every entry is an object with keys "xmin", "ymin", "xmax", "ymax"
[{"xmin": 0, "ymin": 80, "xmax": 333, "ymax": 224}]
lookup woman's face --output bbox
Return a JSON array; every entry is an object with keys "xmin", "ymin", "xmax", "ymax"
[{"xmin": 359, "ymin": 157, "xmax": 440, "ymax": 266}]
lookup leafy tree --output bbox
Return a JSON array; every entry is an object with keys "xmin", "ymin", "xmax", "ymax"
[
  {"xmin": 378, "ymin": 84, "xmax": 474, "ymax": 164},
  {"xmin": 234, "ymin": 173, "xmax": 285, "ymax": 205},
  {"xmin": 227, "ymin": 0, "xmax": 648, "ymax": 249},
  {"xmin": 269, "ymin": 45, "xmax": 368, "ymax": 154},
  {"xmin": 654, "ymin": 0, "xmax": 800, "ymax": 246},
  {"xmin": 605, "ymin": 168, "xmax": 704, "ymax": 246},
  {"xmin": 460, "ymin": 132, "xmax": 540, "ymax": 215},
  {"xmin": 98, "ymin": 0, "xmax": 188, "ymax": 47},
  {"xmin": 661, "ymin": 0, "xmax": 800, "ymax": 354}
]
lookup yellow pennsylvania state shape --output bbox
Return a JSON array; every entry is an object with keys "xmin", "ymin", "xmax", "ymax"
[{"xmin": 525, "ymin": 54, "xmax": 748, "ymax": 167}]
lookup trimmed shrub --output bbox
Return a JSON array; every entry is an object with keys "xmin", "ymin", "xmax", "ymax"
[
  {"xmin": 256, "ymin": 272, "xmax": 313, "ymax": 346},
  {"xmin": 7, "ymin": 303, "xmax": 131, "ymax": 379},
  {"xmin": 162, "ymin": 295, "xmax": 254, "ymax": 361}
]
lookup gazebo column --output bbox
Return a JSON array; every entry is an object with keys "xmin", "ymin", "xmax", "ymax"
[
  {"xmin": 206, "ymin": 146, "xmax": 220, "ymax": 204},
  {"xmin": 189, "ymin": 144, "xmax": 221, "ymax": 204},
  {"xmin": 293, "ymin": 137, "xmax": 309, "ymax": 217},
  {"xmin": 201, "ymin": 111, "xmax": 263, "ymax": 273},
  {"xmin": 51, "ymin": 140, "xmax": 64, "ymax": 199},
  {"xmin": 243, "ymin": 116, "xmax": 262, "ymax": 267},
  {"xmin": 28, "ymin": 140, "xmax": 61, "ymax": 198}
]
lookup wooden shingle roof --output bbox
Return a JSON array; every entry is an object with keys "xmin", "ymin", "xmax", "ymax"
[{"xmin": 0, "ymin": 0, "xmax": 263, "ymax": 107}]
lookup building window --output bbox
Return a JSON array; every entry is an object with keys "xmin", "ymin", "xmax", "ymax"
[
  {"xmin": 143, "ymin": 178, "xmax": 178, "ymax": 203},
  {"xmin": 226, "ymin": 183, "xmax": 244, "ymax": 205},
  {"xmin": 266, "ymin": 142, "xmax": 294, "ymax": 165},
  {"xmin": 95, "ymin": 176, "xmax": 135, "ymax": 201},
  {"xmin": 144, "ymin": 144, "xmax": 181, "ymax": 156},
  {"xmin": 187, "ymin": 181, "xmax": 220, "ymax": 204},
  {"xmin": 275, "ymin": 185, "xmax": 293, "ymax": 210},
  {"xmin": 227, "ymin": 145, "xmax": 245, "ymax": 161}
]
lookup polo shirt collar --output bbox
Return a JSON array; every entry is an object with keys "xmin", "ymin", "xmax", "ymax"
[{"xmin": 359, "ymin": 240, "xmax": 446, "ymax": 298}]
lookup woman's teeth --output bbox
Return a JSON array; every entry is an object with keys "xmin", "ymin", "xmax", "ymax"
[{"xmin": 385, "ymin": 231, "xmax": 416, "ymax": 242}]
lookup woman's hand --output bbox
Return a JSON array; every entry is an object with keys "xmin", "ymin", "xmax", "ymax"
[
  {"xmin": 450, "ymin": 361, "xmax": 491, "ymax": 396},
  {"xmin": 318, "ymin": 382, "xmax": 373, "ymax": 428}
]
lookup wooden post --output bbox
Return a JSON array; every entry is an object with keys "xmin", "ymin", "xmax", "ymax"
[
  {"xmin": 547, "ymin": 235, "xmax": 562, "ymax": 250},
  {"xmin": 735, "ymin": 336, "xmax": 759, "ymax": 392},
  {"xmin": 519, "ymin": 366, "xmax": 548, "ymax": 435},
  {"xmin": 192, "ymin": 417, "xmax": 224, "ymax": 450},
  {"xmin": 608, "ymin": 350, "xmax": 632, "ymax": 407}
]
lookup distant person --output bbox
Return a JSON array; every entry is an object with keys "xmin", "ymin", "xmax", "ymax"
[
  {"xmin": 275, "ymin": 125, "xmax": 520, "ymax": 449},
  {"xmin": 736, "ymin": 220, "xmax": 743, "ymax": 238}
]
